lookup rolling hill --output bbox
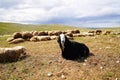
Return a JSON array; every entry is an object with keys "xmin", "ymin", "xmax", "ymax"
[{"xmin": 0, "ymin": 22, "xmax": 81, "ymax": 35}]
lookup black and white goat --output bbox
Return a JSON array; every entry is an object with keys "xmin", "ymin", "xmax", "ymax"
[{"xmin": 57, "ymin": 34, "xmax": 90, "ymax": 60}]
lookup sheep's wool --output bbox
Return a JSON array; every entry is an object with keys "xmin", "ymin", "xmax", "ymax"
[{"xmin": 60, "ymin": 34, "xmax": 65, "ymax": 43}]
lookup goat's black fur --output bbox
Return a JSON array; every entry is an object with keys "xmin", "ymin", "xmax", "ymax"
[{"xmin": 57, "ymin": 34, "xmax": 90, "ymax": 60}]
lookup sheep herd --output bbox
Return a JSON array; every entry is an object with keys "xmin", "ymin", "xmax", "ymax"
[
  {"xmin": 6, "ymin": 29, "xmax": 114, "ymax": 44},
  {"xmin": 7, "ymin": 29, "xmax": 80, "ymax": 44}
]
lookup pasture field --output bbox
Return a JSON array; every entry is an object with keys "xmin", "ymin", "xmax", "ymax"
[
  {"xmin": 0, "ymin": 22, "xmax": 84, "ymax": 35},
  {"xmin": 0, "ymin": 22, "xmax": 120, "ymax": 80}
]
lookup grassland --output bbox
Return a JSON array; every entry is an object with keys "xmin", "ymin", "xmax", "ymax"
[
  {"xmin": 0, "ymin": 22, "xmax": 86, "ymax": 35},
  {"xmin": 0, "ymin": 22, "xmax": 120, "ymax": 80}
]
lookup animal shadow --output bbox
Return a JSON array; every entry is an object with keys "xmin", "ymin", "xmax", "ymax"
[{"xmin": 73, "ymin": 52, "xmax": 95, "ymax": 62}]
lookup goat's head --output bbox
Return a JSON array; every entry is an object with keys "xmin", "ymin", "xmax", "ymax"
[{"xmin": 57, "ymin": 34, "xmax": 68, "ymax": 51}]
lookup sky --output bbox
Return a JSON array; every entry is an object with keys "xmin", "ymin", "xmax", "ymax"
[{"xmin": 0, "ymin": 0, "xmax": 120, "ymax": 28}]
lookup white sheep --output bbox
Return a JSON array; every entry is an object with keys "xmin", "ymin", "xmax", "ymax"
[
  {"xmin": 50, "ymin": 36, "xmax": 58, "ymax": 40},
  {"xmin": 37, "ymin": 36, "xmax": 51, "ymax": 41},
  {"xmin": 9, "ymin": 38, "xmax": 24, "ymax": 44},
  {"xmin": 30, "ymin": 36, "xmax": 39, "ymax": 42},
  {"xmin": 7, "ymin": 37, "xmax": 14, "ymax": 42},
  {"xmin": 0, "ymin": 46, "xmax": 26, "ymax": 62}
]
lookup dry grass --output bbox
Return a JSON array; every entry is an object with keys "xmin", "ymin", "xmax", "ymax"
[{"xmin": 0, "ymin": 34, "xmax": 120, "ymax": 80}]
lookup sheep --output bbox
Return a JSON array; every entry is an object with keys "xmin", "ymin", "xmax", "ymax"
[
  {"xmin": 96, "ymin": 30, "xmax": 102, "ymax": 35},
  {"xmin": 73, "ymin": 29, "xmax": 80, "ymax": 34},
  {"xmin": 37, "ymin": 36, "xmax": 51, "ymax": 41},
  {"xmin": 88, "ymin": 30, "xmax": 95, "ymax": 35},
  {"xmin": 88, "ymin": 30, "xmax": 95, "ymax": 34},
  {"xmin": 73, "ymin": 33, "xmax": 86, "ymax": 37},
  {"xmin": 30, "ymin": 36, "xmax": 39, "ymax": 42},
  {"xmin": 22, "ymin": 32, "xmax": 33, "ymax": 40},
  {"xmin": 66, "ymin": 29, "xmax": 80, "ymax": 34},
  {"xmin": 73, "ymin": 34, "xmax": 81, "ymax": 37},
  {"xmin": 66, "ymin": 32, "xmax": 73, "ymax": 37},
  {"xmin": 50, "ymin": 36, "xmax": 58, "ymax": 40},
  {"xmin": 82, "ymin": 32, "xmax": 94, "ymax": 36},
  {"xmin": 13, "ymin": 32, "xmax": 22, "ymax": 39},
  {"xmin": 38, "ymin": 31, "xmax": 48, "ymax": 36},
  {"xmin": 112, "ymin": 32, "xmax": 120, "ymax": 35},
  {"xmin": 33, "ymin": 31, "xmax": 39, "ymax": 36},
  {"xmin": 57, "ymin": 34, "xmax": 90, "ymax": 60},
  {"xmin": 103, "ymin": 31, "xmax": 112, "ymax": 35},
  {"xmin": 48, "ymin": 31, "xmax": 54, "ymax": 36},
  {"xmin": 30, "ymin": 36, "xmax": 51, "ymax": 41},
  {"xmin": 9, "ymin": 38, "xmax": 24, "ymax": 44},
  {"xmin": 62, "ymin": 31, "xmax": 67, "ymax": 34},
  {"xmin": 0, "ymin": 46, "xmax": 26, "ymax": 62},
  {"xmin": 7, "ymin": 37, "xmax": 14, "ymax": 42},
  {"xmin": 53, "ymin": 31, "xmax": 62, "ymax": 36}
]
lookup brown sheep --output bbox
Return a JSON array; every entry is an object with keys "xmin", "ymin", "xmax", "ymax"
[
  {"xmin": 53, "ymin": 31, "xmax": 62, "ymax": 36},
  {"xmin": 66, "ymin": 32, "xmax": 73, "ymax": 37},
  {"xmin": 103, "ymin": 31, "xmax": 112, "ymax": 35},
  {"xmin": 67, "ymin": 29, "xmax": 80, "ymax": 34},
  {"xmin": 38, "ymin": 31, "xmax": 48, "ymax": 36},
  {"xmin": 73, "ymin": 29, "xmax": 80, "ymax": 34},
  {"xmin": 9, "ymin": 38, "xmax": 24, "ymax": 44},
  {"xmin": 33, "ymin": 31, "xmax": 39, "ymax": 36},
  {"xmin": 88, "ymin": 30, "xmax": 95, "ymax": 34},
  {"xmin": 22, "ymin": 32, "xmax": 33, "ymax": 40},
  {"xmin": 13, "ymin": 32, "xmax": 22, "ymax": 39},
  {"xmin": 48, "ymin": 31, "xmax": 54, "ymax": 36},
  {"xmin": 0, "ymin": 46, "xmax": 26, "ymax": 62},
  {"xmin": 62, "ymin": 31, "xmax": 67, "ymax": 34},
  {"xmin": 96, "ymin": 30, "xmax": 102, "ymax": 35}
]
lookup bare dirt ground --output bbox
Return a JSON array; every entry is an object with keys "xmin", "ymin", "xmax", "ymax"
[{"xmin": 0, "ymin": 34, "xmax": 120, "ymax": 80}]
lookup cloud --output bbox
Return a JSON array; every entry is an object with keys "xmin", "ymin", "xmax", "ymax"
[{"xmin": 0, "ymin": 0, "xmax": 120, "ymax": 27}]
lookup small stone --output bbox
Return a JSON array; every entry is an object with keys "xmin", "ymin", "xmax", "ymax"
[
  {"xmin": 84, "ymin": 59, "xmax": 87, "ymax": 62},
  {"xmin": 83, "ymin": 63, "xmax": 86, "ymax": 66},
  {"xmin": 100, "ymin": 66, "xmax": 103, "ymax": 69},
  {"xmin": 99, "ymin": 48, "xmax": 102, "ymax": 50},
  {"xmin": 61, "ymin": 74, "xmax": 66, "ymax": 79},
  {"xmin": 47, "ymin": 72, "xmax": 53, "ymax": 77},
  {"xmin": 106, "ymin": 47, "xmax": 110, "ymax": 49},
  {"xmin": 115, "ymin": 78, "xmax": 118, "ymax": 80},
  {"xmin": 49, "ymin": 61, "xmax": 52, "ymax": 64},
  {"xmin": 116, "ymin": 60, "xmax": 120, "ymax": 63}
]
